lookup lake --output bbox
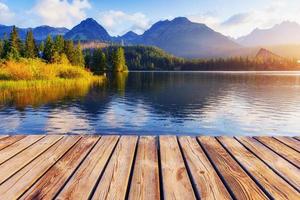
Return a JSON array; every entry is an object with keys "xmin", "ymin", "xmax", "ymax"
[{"xmin": 1, "ymin": 71, "xmax": 300, "ymax": 136}]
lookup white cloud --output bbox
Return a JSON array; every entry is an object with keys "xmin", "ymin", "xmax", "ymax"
[
  {"xmin": 98, "ymin": 10, "xmax": 151, "ymax": 36},
  {"xmin": 188, "ymin": 0, "xmax": 300, "ymax": 38},
  {"xmin": 0, "ymin": 2, "xmax": 15, "ymax": 24},
  {"xmin": 32, "ymin": 0, "xmax": 91, "ymax": 28}
]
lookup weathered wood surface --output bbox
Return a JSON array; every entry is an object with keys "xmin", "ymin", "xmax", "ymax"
[
  {"xmin": 0, "ymin": 135, "xmax": 26, "ymax": 151},
  {"xmin": 274, "ymin": 136, "xmax": 300, "ymax": 152},
  {"xmin": 129, "ymin": 136, "xmax": 160, "ymax": 200},
  {"xmin": 198, "ymin": 136, "xmax": 268, "ymax": 200},
  {"xmin": 92, "ymin": 136, "xmax": 137, "ymax": 200},
  {"xmin": 256, "ymin": 136, "xmax": 300, "ymax": 167},
  {"xmin": 57, "ymin": 136, "xmax": 119, "ymax": 199},
  {"xmin": 178, "ymin": 136, "xmax": 231, "ymax": 200},
  {"xmin": 219, "ymin": 137, "xmax": 299, "ymax": 199},
  {"xmin": 0, "ymin": 135, "xmax": 299, "ymax": 200},
  {"xmin": 160, "ymin": 136, "xmax": 196, "ymax": 200},
  {"xmin": 0, "ymin": 135, "xmax": 44, "ymax": 165},
  {"xmin": 237, "ymin": 137, "xmax": 300, "ymax": 191}
]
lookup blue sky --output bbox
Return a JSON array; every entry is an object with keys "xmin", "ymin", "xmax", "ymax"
[{"xmin": 0, "ymin": 0, "xmax": 299, "ymax": 37}]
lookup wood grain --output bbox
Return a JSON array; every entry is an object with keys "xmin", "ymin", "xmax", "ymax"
[
  {"xmin": 160, "ymin": 136, "xmax": 196, "ymax": 200},
  {"xmin": 0, "ymin": 136, "xmax": 80, "ymax": 199},
  {"xmin": 0, "ymin": 135, "xmax": 44, "ymax": 165},
  {"xmin": 198, "ymin": 136, "xmax": 268, "ymax": 200},
  {"xmin": 0, "ymin": 135, "xmax": 8, "ymax": 140},
  {"xmin": 274, "ymin": 136, "xmax": 300, "ymax": 152},
  {"xmin": 57, "ymin": 136, "xmax": 119, "ymax": 200},
  {"xmin": 129, "ymin": 136, "xmax": 160, "ymax": 200},
  {"xmin": 237, "ymin": 137, "xmax": 300, "ymax": 190},
  {"xmin": 20, "ymin": 136, "xmax": 99, "ymax": 200},
  {"xmin": 0, "ymin": 135, "xmax": 62, "ymax": 184},
  {"xmin": 92, "ymin": 136, "xmax": 138, "ymax": 200},
  {"xmin": 219, "ymin": 136, "xmax": 299, "ymax": 199},
  {"xmin": 256, "ymin": 136, "xmax": 300, "ymax": 167},
  {"xmin": 0, "ymin": 135, "xmax": 26, "ymax": 151},
  {"xmin": 0, "ymin": 135, "xmax": 297, "ymax": 200},
  {"xmin": 179, "ymin": 136, "xmax": 231, "ymax": 200}
]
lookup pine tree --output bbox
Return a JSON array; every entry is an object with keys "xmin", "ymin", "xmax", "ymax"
[
  {"xmin": 64, "ymin": 40, "xmax": 75, "ymax": 64},
  {"xmin": 72, "ymin": 42, "xmax": 84, "ymax": 67},
  {"xmin": 43, "ymin": 35, "xmax": 54, "ymax": 62},
  {"xmin": 2, "ymin": 34, "xmax": 10, "ymax": 59},
  {"xmin": 39, "ymin": 41, "xmax": 45, "ymax": 52},
  {"xmin": 7, "ymin": 26, "xmax": 22, "ymax": 60},
  {"xmin": 53, "ymin": 35, "xmax": 64, "ymax": 55},
  {"xmin": 91, "ymin": 49, "xmax": 99, "ymax": 71},
  {"xmin": 99, "ymin": 52, "xmax": 107, "ymax": 71},
  {"xmin": 112, "ymin": 47, "xmax": 127, "ymax": 72},
  {"xmin": 24, "ymin": 30, "xmax": 38, "ymax": 58},
  {"xmin": 0, "ymin": 40, "xmax": 3, "ymax": 58}
]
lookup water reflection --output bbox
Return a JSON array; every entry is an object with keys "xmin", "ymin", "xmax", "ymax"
[{"xmin": 1, "ymin": 72, "xmax": 300, "ymax": 135}]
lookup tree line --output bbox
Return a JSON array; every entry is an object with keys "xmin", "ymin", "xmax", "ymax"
[
  {"xmin": 0, "ymin": 26, "xmax": 128, "ymax": 72},
  {"xmin": 85, "ymin": 45, "xmax": 299, "ymax": 72},
  {"xmin": 1, "ymin": 27, "xmax": 298, "ymax": 72},
  {"xmin": 84, "ymin": 47, "xmax": 128, "ymax": 73},
  {"xmin": 0, "ymin": 26, "xmax": 85, "ymax": 67}
]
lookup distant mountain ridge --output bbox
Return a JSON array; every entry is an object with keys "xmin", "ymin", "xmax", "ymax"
[
  {"xmin": 61, "ymin": 17, "xmax": 242, "ymax": 58},
  {"xmin": 135, "ymin": 17, "xmax": 241, "ymax": 58},
  {"xmin": 237, "ymin": 21, "xmax": 300, "ymax": 46},
  {"xmin": 2, "ymin": 18, "xmax": 300, "ymax": 58},
  {"xmin": 0, "ymin": 25, "xmax": 68, "ymax": 40}
]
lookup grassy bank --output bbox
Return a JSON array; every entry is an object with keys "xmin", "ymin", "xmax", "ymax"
[{"xmin": 0, "ymin": 59, "xmax": 105, "ymax": 90}]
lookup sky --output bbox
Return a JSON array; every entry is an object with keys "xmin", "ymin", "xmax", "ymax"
[{"xmin": 0, "ymin": 0, "xmax": 299, "ymax": 38}]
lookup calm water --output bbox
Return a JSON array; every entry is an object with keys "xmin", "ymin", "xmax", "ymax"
[{"xmin": 1, "ymin": 71, "xmax": 300, "ymax": 136}]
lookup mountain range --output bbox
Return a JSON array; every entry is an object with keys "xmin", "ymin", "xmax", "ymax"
[
  {"xmin": 0, "ymin": 25, "xmax": 68, "ymax": 41},
  {"xmin": 1, "ymin": 18, "xmax": 300, "ymax": 58},
  {"xmin": 237, "ymin": 21, "xmax": 300, "ymax": 46}
]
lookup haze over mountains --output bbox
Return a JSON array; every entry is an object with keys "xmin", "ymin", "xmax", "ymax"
[
  {"xmin": 237, "ymin": 21, "xmax": 300, "ymax": 46},
  {"xmin": 1, "ymin": 17, "xmax": 300, "ymax": 58}
]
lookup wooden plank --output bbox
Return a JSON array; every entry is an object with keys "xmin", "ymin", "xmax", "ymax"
[
  {"xmin": 294, "ymin": 136, "xmax": 300, "ymax": 141},
  {"xmin": 0, "ymin": 135, "xmax": 8, "ymax": 140},
  {"xmin": 0, "ymin": 135, "xmax": 26, "ymax": 151},
  {"xmin": 0, "ymin": 135, "xmax": 44, "ymax": 165},
  {"xmin": 0, "ymin": 135, "xmax": 62, "ymax": 184},
  {"xmin": 219, "ymin": 137, "xmax": 299, "ymax": 199},
  {"xmin": 274, "ymin": 137, "xmax": 300, "ymax": 152},
  {"xmin": 20, "ymin": 136, "xmax": 99, "ymax": 200},
  {"xmin": 256, "ymin": 137, "xmax": 300, "ymax": 167},
  {"xmin": 57, "ymin": 136, "xmax": 119, "ymax": 199},
  {"xmin": 159, "ymin": 136, "xmax": 196, "ymax": 200},
  {"xmin": 0, "ymin": 136, "xmax": 80, "ymax": 199},
  {"xmin": 198, "ymin": 136, "xmax": 268, "ymax": 200},
  {"xmin": 129, "ymin": 136, "xmax": 160, "ymax": 200},
  {"xmin": 237, "ymin": 137, "xmax": 300, "ymax": 190},
  {"xmin": 179, "ymin": 136, "xmax": 231, "ymax": 200},
  {"xmin": 92, "ymin": 136, "xmax": 138, "ymax": 200}
]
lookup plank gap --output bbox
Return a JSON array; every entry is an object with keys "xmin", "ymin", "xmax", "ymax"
[{"xmin": 157, "ymin": 136, "xmax": 165, "ymax": 200}]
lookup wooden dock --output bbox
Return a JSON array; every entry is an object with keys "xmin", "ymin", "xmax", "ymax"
[{"xmin": 0, "ymin": 135, "xmax": 299, "ymax": 199}]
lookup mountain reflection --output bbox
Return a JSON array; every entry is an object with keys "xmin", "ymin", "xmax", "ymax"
[{"xmin": 1, "ymin": 72, "xmax": 300, "ymax": 135}]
